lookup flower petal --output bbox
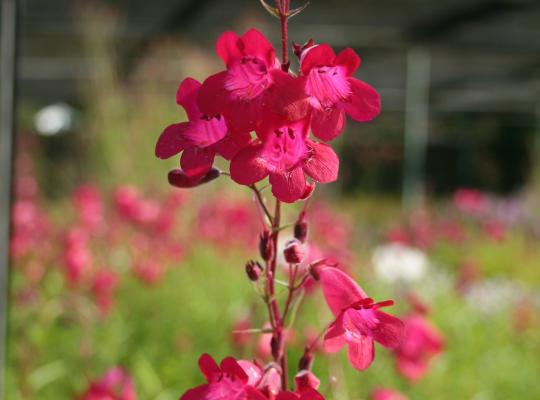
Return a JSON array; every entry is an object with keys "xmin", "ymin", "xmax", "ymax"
[
  {"xmin": 220, "ymin": 357, "xmax": 248, "ymax": 383},
  {"xmin": 180, "ymin": 384, "xmax": 210, "ymax": 400},
  {"xmin": 180, "ymin": 147, "xmax": 215, "ymax": 178},
  {"xmin": 182, "ymin": 117, "xmax": 228, "ymax": 148},
  {"xmin": 301, "ymin": 44, "xmax": 336, "ymax": 75},
  {"xmin": 237, "ymin": 360, "xmax": 262, "ymax": 387},
  {"xmin": 323, "ymin": 314, "xmax": 346, "ymax": 353},
  {"xmin": 155, "ymin": 122, "xmax": 189, "ymax": 159},
  {"xmin": 216, "ymin": 31, "xmax": 242, "ymax": 67},
  {"xmin": 343, "ymin": 78, "xmax": 381, "ymax": 122},
  {"xmin": 230, "ymin": 143, "xmax": 269, "ymax": 185},
  {"xmin": 335, "ymin": 48, "xmax": 361, "ymax": 77},
  {"xmin": 370, "ymin": 311, "xmax": 404, "ymax": 349},
  {"xmin": 269, "ymin": 168, "xmax": 307, "ymax": 203},
  {"xmin": 197, "ymin": 72, "xmax": 229, "ymax": 118},
  {"xmin": 198, "ymin": 354, "xmax": 220, "ymax": 382},
  {"xmin": 311, "ymin": 108, "xmax": 346, "ymax": 142},
  {"xmin": 246, "ymin": 386, "xmax": 271, "ymax": 400},
  {"xmin": 214, "ymin": 131, "xmax": 251, "ymax": 160},
  {"xmin": 241, "ymin": 28, "xmax": 276, "ymax": 68},
  {"xmin": 318, "ymin": 267, "xmax": 367, "ymax": 316},
  {"xmin": 177, "ymin": 78, "xmax": 202, "ymax": 120},
  {"xmin": 304, "ymin": 141, "xmax": 339, "ymax": 183},
  {"xmin": 347, "ymin": 335, "xmax": 375, "ymax": 371}
]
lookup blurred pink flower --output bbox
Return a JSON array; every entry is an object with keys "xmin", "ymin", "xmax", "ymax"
[{"xmin": 79, "ymin": 367, "xmax": 136, "ymax": 400}]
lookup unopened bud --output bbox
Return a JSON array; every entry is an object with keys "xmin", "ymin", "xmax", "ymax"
[
  {"xmin": 295, "ymin": 369, "xmax": 320, "ymax": 391},
  {"xmin": 245, "ymin": 260, "xmax": 263, "ymax": 281},
  {"xmin": 168, "ymin": 168, "xmax": 221, "ymax": 188},
  {"xmin": 294, "ymin": 211, "xmax": 308, "ymax": 243},
  {"xmin": 298, "ymin": 347, "xmax": 314, "ymax": 371},
  {"xmin": 284, "ymin": 239, "xmax": 305, "ymax": 264},
  {"xmin": 259, "ymin": 230, "xmax": 273, "ymax": 261}
]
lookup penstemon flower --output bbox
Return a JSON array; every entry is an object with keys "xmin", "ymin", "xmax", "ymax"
[{"xmin": 154, "ymin": 0, "xmax": 403, "ymax": 397}]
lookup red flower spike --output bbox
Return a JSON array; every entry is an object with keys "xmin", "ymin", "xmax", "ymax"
[{"xmin": 318, "ymin": 267, "xmax": 404, "ymax": 371}]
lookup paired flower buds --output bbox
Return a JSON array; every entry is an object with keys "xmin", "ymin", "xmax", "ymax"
[
  {"xmin": 259, "ymin": 230, "xmax": 273, "ymax": 261},
  {"xmin": 168, "ymin": 168, "xmax": 221, "ymax": 189},
  {"xmin": 294, "ymin": 211, "xmax": 308, "ymax": 243},
  {"xmin": 283, "ymin": 239, "xmax": 305, "ymax": 264},
  {"xmin": 245, "ymin": 260, "xmax": 263, "ymax": 282}
]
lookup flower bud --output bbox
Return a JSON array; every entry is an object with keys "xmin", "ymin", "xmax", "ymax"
[
  {"xmin": 259, "ymin": 230, "xmax": 273, "ymax": 261},
  {"xmin": 298, "ymin": 347, "xmax": 314, "ymax": 371},
  {"xmin": 295, "ymin": 369, "xmax": 320, "ymax": 392},
  {"xmin": 167, "ymin": 168, "xmax": 221, "ymax": 188},
  {"xmin": 284, "ymin": 239, "xmax": 305, "ymax": 264},
  {"xmin": 245, "ymin": 260, "xmax": 263, "ymax": 281},
  {"xmin": 294, "ymin": 211, "xmax": 308, "ymax": 243}
]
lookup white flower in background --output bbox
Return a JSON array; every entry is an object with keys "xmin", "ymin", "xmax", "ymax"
[
  {"xmin": 34, "ymin": 102, "xmax": 76, "ymax": 136},
  {"xmin": 372, "ymin": 243, "xmax": 429, "ymax": 283}
]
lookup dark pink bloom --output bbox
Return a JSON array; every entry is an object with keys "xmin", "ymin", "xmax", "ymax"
[
  {"xmin": 197, "ymin": 29, "xmax": 282, "ymax": 133},
  {"xmin": 180, "ymin": 354, "xmax": 266, "ymax": 400},
  {"xmin": 318, "ymin": 267, "xmax": 403, "ymax": 371},
  {"xmin": 133, "ymin": 260, "xmax": 164, "ymax": 286},
  {"xmin": 63, "ymin": 228, "xmax": 92, "ymax": 286},
  {"xmin": 483, "ymin": 219, "xmax": 506, "ymax": 241},
  {"xmin": 371, "ymin": 388, "xmax": 409, "ymax": 400},
  {"xmin": 72, "ymin": 184, "xmax": 104, "ymax": 231},
  {"xmin": 80, "ymin": 367, "xmax": 136, "ymax": 400},
  {"xmin": 453, "ymin": 188, "xmax": 488, "ymax": 215},
  {"xmin": 300, "ymin": 44, "xmax": 380, "ymax": 141},
  {"xmin": 91, "ymin": 269, "xmax": 120, "ymax": 315},
  {"xmin": 156, "ymin": 78, "xmax": 248, "ymax": 178},
  {"xmin": 230, "ymin": 114, "xmax": 338, "ymax": 203},
  {"xmin": 393, "ymin": 314, "xmax": 444, "ymax": 382}
]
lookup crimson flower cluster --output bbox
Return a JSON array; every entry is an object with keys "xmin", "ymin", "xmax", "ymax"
[{"xmin": 156, "ymin": 28, "xmax": 380, "ymax": 203}]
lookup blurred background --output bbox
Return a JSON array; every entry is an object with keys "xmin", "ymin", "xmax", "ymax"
[{"xmin": 3, "ymin": 0, "xmax": 540, "ymax": 399}]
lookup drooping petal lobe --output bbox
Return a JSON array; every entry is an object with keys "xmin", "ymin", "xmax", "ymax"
[
  {"xmin": 198, "ymin": 353, "xmax": 220, "ymax": 382},
  {"xmin": 370, "ymin": 311, "xmax": 404, "ymax": 349},
  {"xmin": 343, "ymin": 78, "xmax": 381, "ymax": 122},
  {"xmin": 230, "ymin": 144, "xmax": 269, "ymax": 185},
  {"xmin": 323, "ymin": 314, "xmax": 346, "ymax": 353},
  {"xmin": 304, "ymin": 141, "xmax": 339, "ymax": 183},
  {"xmin": 311, "ymin": 108, "xmax": 346, "ymax": 142},
  {"xmin": 155, "ymin": 122, "xmax": 189, "ymax": 159},
  {"xmin": 269, "ymin": 168, "xmax": 307, "ymax": 203},
  {"xmin": 347, "ymin": 335, "xmax": 375, "ymax": 371}
]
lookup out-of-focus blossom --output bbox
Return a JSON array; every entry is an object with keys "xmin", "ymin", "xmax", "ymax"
[
  {"xmin": 372, "ymin": 244, "xmax": 429, "ymax": 284},
  {"xmin": 91, "ymin": 269, "xmax": 119, "ymax": 315},
  {"xmin": 483, "ymin": 219, "xmax": 506, "ymax": 241},
  {"xmin": 393, "ymin": 314, "xmax": 444, "ymax": 382},
  {"xmin": 79, "ymin": 367, "xmax": 136, "ymax": 400},
  {"xmin": 317, "ymin": 267, "xmax": 403, "ymax": 371},
  {"xmin": 72, "ymin": 184, "xmax": 104, "ymax": 231},
  {"xmin": 453, "ymin": 188, "xmax": 488, "ymax": 215},
  {"xmin": 371, "ymin": 388, "xmax": 409, "ymax": 400}
]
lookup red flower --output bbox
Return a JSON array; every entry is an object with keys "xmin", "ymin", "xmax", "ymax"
[
  {"xmin": 156, "ymin": 78, "xmax": 248, "ymax": 179},
  {"xmin": 393, "ymin": 314, "xmax": 444, "ymax": 382},
  {"xmin": 230, "ymin": 114, "xmax": 338, "ymax": 203},
  {"xmin": 371, "ymin": 388, "xmax": 409, "ymax": 400},
  {"xmin": 318, "ymin": 267, "xmax": 403, "ymax": 371},
  {"xmin": 275, "ymin": 370, "xmax": 324, "ymax": 400},
  {"xmin": 300, "ymin": 44, "xmax": 381, "ymax": 141},
  {"xmin": 79, "ymin": 367, "xmax": 136, "ymax": 400},
  {"xmin": 197, "ymin": 29, "xmax": 283, "ymax": 133},
  {"xmin": 180, "ymin": 354, "xmax": 266, "ymax": 400}
]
